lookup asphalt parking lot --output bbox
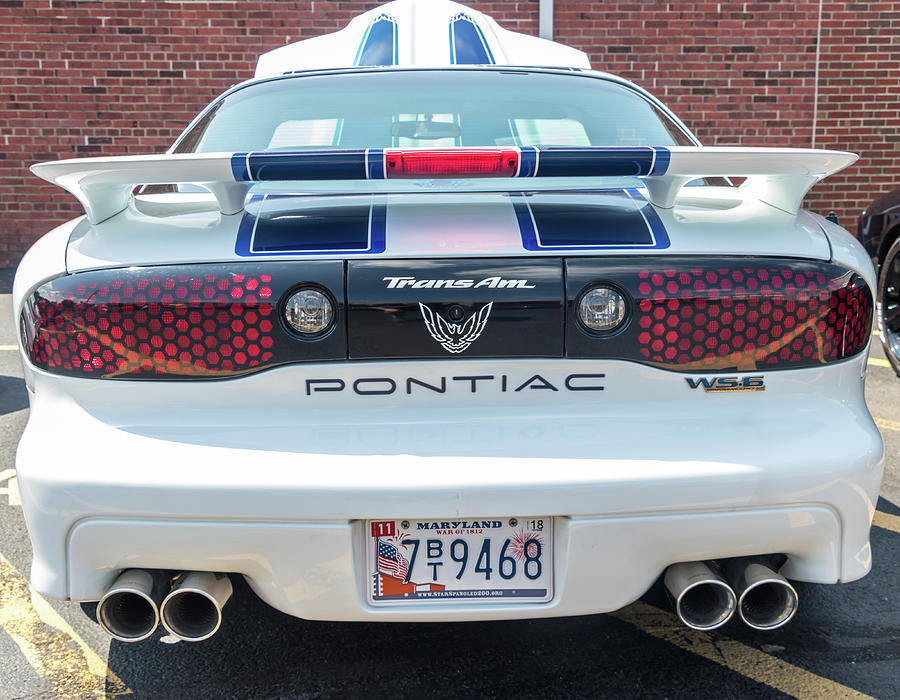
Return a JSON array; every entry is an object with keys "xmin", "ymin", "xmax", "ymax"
[{"xmin": 0, "ymin": 270, "xmax": 897, "ymax": 699}]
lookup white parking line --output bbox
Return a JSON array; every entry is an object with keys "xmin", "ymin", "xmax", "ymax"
[
  {"xmin": 876, "ymin": 418, "xmax": 900, "ymax": 433},
  {"xmin": 0, "ymin": 469, "xmax": 20, "ymax": 507},
  {"xmin": 873, "ymin": 510, "xmax": 900, "ymax": 534},
  {"xmin": 614, "ymin": 602, "xmax": 875, "ymax": 699},
  {"xmin": 0, "ymin": 552, "xmax": 131, "ymax": 697}
]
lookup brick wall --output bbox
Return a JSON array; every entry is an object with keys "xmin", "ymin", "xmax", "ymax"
[{"xmin": 1, "ymin": 1, "xmax": 897, "ymax": 267}]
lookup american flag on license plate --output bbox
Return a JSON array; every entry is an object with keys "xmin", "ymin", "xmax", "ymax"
[{"xmin": 377, "ymin": 540, "xmax": 409, "ymax": 579}]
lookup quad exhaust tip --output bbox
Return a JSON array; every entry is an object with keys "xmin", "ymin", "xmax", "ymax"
[
  {"xmin": 665, "ymin": 558, "xmax": 800, "ymax": 632},
  {"xmin": 725, "ymin": 560, "xmax": 799, "ymax": 631},
  {"xmin": 664, "ymin": 561, "xmax": 737, "ymax": 631},
  {"xmin": 97, "ymin": 569, "xmax": 169, "ymax": 643},
  {"xmin": 160, "ymin": 572, "xmax": 233, "ymax": 642}
]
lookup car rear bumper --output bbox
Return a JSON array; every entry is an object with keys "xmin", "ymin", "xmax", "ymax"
[
  {"xmin": 65, "ymin": 507, "xmax": 841, "ymax": 622},
  {"xmin": 16, "ymin": 358, "xmax": 885, "ymax": 620}
]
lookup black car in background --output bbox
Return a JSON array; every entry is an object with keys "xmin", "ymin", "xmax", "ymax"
[{"xmin": 858, "ymin": 189, "xmax": 900, "ymax": 375}]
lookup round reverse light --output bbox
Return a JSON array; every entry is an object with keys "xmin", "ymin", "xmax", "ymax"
[
  {"xmin": 578, "ymin": 285, "xmax": 627, "ymax": 332},
  {"xmin": 284, "ymin": 287, "xmax": 334, "ymax": 335}
]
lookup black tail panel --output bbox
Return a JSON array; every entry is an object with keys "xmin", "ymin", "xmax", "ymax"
[{"xmin": 347, "ymin": 259, "xmax": 564, "ymax": 359}]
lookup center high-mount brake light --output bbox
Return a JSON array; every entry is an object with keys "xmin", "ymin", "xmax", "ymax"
[{"xmin": 384, "ymin": 149, "xmax": 519, "ymax": 178}]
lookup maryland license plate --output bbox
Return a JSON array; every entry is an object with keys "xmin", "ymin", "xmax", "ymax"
[{"xmin": 366, "ymin": 517, "xmax": 553, "ymax": 605}]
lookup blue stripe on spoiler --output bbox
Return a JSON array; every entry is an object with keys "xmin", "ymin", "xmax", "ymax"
[
  {"xmin": 366, "ymin": 148, "xmax": 386, "ymax": 180},
  {"xmin": 230, "ymin": 154, "xmax": 250, "ymax": 181},
  {"xmin": 537, "ymin": 147, "xmax": 665, "ymax": 178},
  {"xmin": 650, "ymin": 147, "xmax": 670, "ymax": 176},
  {"xmin": 230, "ymin": 147, "xmax": 671, "ymax": 182},
  {"xmin": 518, "ymin": 146, "xmax": 539, "ymax": 177},
  {"xmin": 232, "ymin": 151, "xmax": 369, "ymax": 181}
]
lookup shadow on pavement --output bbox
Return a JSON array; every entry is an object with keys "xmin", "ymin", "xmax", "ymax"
[
  {"xmin": 0, "ymin": 375, "xmax": 28, "ymax": 416},
  {"xmin": 878, "ymin": 495, "xmax": 900, "ymax": 515},
  {"xmin": 101, "ymin": 576, "xmax": 778, "ymax": 700}
]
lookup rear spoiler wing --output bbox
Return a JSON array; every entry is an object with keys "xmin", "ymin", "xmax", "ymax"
[{"xmin": 31, "ymin": 146, "xmax": 857, "ymax": 224}]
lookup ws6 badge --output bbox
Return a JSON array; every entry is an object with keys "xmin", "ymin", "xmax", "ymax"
[
  {"xmin": 419, "ymin": 302, "xmax": 492, "ymax": 353},
  {"xmin": 686, "ymin": 376, "xmax": 765, "ymax": 393}
]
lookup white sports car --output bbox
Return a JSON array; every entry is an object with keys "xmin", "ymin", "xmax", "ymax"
[{"xmin": 14, "ymin": 0, "xmax": 883, "ymax": 643}]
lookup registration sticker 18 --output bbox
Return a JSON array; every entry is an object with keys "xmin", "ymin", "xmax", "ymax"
[{"xmin": 366, "ymin": 517, "xmax": 553, "ymax": 605}]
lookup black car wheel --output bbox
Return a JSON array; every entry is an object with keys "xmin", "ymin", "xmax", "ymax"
[{"xmin": 878, "ymin": 236, "xmax": 900, "ymax": 376}]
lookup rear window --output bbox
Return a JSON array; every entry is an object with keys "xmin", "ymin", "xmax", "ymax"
[{"xmin": 175, "ymin": 69, "xmax": 694, "ymax": 153}]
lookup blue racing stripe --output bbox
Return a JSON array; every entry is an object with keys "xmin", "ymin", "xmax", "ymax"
[
  {"xmin": 518, "ymin": 147, "xmax": 539, "ymax": 177},
  {"xmin": 235, "ymin": 151, "xmax": 368, "ymax": 181},
  {"xmin": 449, "ymin": 14, "xmax": 495, "ymax": 64},
  {"xmin": 230, "ymin": 153, "xmax": 250, "ymax": 181},
  {"xmin": 235, "ymin": 195, "xmax": 387, "ymax": 257},
  {"xmin": 230, "ymin": 148, "xmax": 672, "ymax": 182},
  {"xmin": 628, "ymin": 188, "xmax": 670, "ymax": 248},
  {"xmin": 511, "ymin": 190, "xmax": 670, "ymax": 251},
  {"xmin": 366, "ymin": 148, "xmax": 385, "ymax": 180},
  {"xmin": 510, "ymin": 193, "xmax": 539, "ymax": 250},
  {"xmin": 354, "ymin": 14, "xmax": 398, "ymax": 67},
  {"xmin": 535, "ymin": 147, "xmax": 658, "ymax": 178},
  {"xmin": 650, "ymin": 146, "xmax": 671, "ymax": 175},
  {"xmin": 369, "ymin": 196, "xmax": 387, "ymax": 254},
  {"xmin": 234, "ymin": 193, "xmax": 266, "ymax": 257}
]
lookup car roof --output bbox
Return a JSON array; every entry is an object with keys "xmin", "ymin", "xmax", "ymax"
[{"xmin": 254, "ymin": 0, "xmax": 590, "ymax": 77}]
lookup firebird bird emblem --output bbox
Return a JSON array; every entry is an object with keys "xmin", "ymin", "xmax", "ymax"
[{"xmin": 419, "ymin": 302, "xmax": 493, "ymax": 353}]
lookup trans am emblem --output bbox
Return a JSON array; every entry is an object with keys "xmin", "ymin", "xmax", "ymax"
[{"xmin": 419, "ymin": 302, "xmax": 493, "ymax": 353}]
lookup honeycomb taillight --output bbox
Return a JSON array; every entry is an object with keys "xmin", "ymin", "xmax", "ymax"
[
  {"xmin": 20, "ymin": 259, "xmax": 872, "ymax": 380},
  {"xmin": 566, "ymin": 258, "xmax": 873, "ymax": 371},
  {"xmin": 20, "ymin": 263, "xmax": 345, "ymax": 379},
  {"xmin": 632, "ymin": 265, "xmax": 872, "ymax": 369}
]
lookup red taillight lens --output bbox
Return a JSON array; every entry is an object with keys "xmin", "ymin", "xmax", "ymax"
[
  {"xmin": 22, "ymin": 259, "xmax": 872, "ymax": 380},
  {"xmin": 25, "ymin": 272, "xmax": 276, "ymax": 377},
  {"xmin": 384, "ymin": 149, "xmax": 519, "ymax": 178},
  {"xmin": 567, "ymin": 259, "xmax": 873, "ymax": 370},
  {"xmin": 21, "ymin": 264, "xmax": 345, "ymax": 379},
  {"xmin": 633, "ymin": 266, "xmax": 872, "ymax": 369}
]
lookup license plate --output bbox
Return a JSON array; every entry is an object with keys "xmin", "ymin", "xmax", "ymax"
[{"xmin": 366, "ymin": 517, "xmax": 553, "ymax": 605}]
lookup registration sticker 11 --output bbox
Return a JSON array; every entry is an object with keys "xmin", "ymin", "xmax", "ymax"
[{"xmin": 366, "ymin": 517, "xmax": 553, "ymax": 605}]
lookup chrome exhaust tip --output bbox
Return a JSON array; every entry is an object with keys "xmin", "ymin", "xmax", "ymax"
[
  {"xmin": 664, "ymin": 561, "xmax": 737, "ymax": 631},
  {"xmin": 97, "ymin": 569, "xmax": 169, "ymax": 643},
  {"xmin": 724, "ymin": 560, "xmax": 798, "ymax": 630},
  {"xmin": 160, "ymin": 572, "xmax": 233, "ymax": 642}
]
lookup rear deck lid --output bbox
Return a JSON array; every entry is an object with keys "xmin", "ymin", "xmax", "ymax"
[{"xmin": 64, "ymin": 188, "xmax": 832, "ymax": 272}]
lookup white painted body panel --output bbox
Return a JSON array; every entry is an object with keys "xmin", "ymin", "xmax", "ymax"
[
  {"xmin": 12, "ymin": 218, "xmax": 82, "ymax": 392},
  {"xmin": 64, "ymin": 508, "xmax": 841, "ymax": 621},
  {"xmin": 15, "ymin": 136, "xmax": 883, "ymax": 623},
  {"xmin": 16, "ymin": 355, "xmax": 883, "ymax": 615}
]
